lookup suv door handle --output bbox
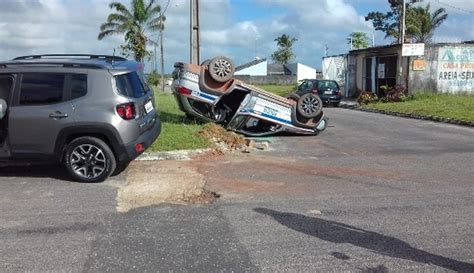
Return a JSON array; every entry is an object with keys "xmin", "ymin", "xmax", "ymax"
[{"xmin": 49, "ymin": 112, "xmax": 68, "ymax": 119}]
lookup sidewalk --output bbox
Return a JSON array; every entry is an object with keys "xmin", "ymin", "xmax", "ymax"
[{"xmin": 339, "ymin": 97, "xmax": 359, "ymax": 107}]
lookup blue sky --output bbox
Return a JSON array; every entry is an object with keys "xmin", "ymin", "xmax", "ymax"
[{"xmin": 0, "ymin": 0, "xmax": 472, "ymax": 71}]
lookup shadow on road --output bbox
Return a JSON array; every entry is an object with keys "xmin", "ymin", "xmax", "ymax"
[
  {"xmin": 254, "ymin": 208, "xmax": 474, "ymax": 272},
  {"xmin": 0, "ymin": 163, "xmax": 74, "ymax": 182}
]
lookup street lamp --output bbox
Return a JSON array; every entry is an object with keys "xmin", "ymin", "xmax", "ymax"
[
  {"xmin": 402, "ymin": 0, "xmax": 423, "ymax": 44},
  {"xmin": 156, "ymin": 0, "xmax": 171, "ymax": 92}
]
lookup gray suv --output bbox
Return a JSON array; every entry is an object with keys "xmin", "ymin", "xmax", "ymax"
[{"xmin": 0, "ymin": 54, "xmax": 161, "ymax": 182}]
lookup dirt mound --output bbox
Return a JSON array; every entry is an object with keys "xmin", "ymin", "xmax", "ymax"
[{"xmin": 198, "ymin": 123, "xmax": 246, "ymax": 151}]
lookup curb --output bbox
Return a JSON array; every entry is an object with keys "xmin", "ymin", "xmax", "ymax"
[
  {"xmin": 339, "ymin": 103, "xmax": 474, "ymax": 128},
  {"xmin": 137, "ymin": 148, "xmax": 212, "ymax": 161},
  {"xmin": 137, "ymin": 138, "xmax": 274, "ymax": 161}
]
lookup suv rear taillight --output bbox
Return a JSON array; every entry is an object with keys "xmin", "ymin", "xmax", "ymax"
[
  {"xmin": 116, "ymin": 103, "xmax": 136, "ymax": 120},
  {"xmin": 178, "ymin": 86, "xmax": 192, "ymax": 95}
]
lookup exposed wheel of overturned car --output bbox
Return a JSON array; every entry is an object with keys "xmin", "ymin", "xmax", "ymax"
[
  {"xmin": 208, "ymin": 56, "xmax": 235, "ymax": 83},
  {"xmin": 297, "ymin": 93, "xmax": 323, "ymax": 119}
]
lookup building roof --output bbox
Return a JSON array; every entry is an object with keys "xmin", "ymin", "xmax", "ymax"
[{"xmin": 235, "ymin": 58, "xmax": 267, "ymax": 71}]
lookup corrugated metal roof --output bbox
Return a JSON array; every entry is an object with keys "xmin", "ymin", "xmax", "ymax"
[{"xmin": 235, "ymin": 58, "xmax": 267, "ymax": 71}]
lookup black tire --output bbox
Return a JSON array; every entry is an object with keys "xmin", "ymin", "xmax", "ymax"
[
  {"xmin": 333, "ymin": 102, "xmax": 340, "ymax": 107},
  {"xmin": 200, "ymin": 59, "xmax": 211, "ymax": 66},
  {"xmin": 112, "ymin": 162, "xmax": 130, "ymax": 176},
  {"xmin": 208, "ymin": 56, "xmax": 235, "ymax": 82},
  {"xmin": 64, "ymin": 137, "xmax": 116, "ymax": 183},
  {"xmin": 286, "ymin": 93, "xmax": 300, "ymax": 102},
  {"xmin": 297, "ymin": 93, "xmax": 323, "ymax": 119}
]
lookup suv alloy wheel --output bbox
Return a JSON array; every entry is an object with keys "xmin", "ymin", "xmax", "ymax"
[{"xmin": 64, "ymin": 137, "xmax": 116, "ymax": 182}]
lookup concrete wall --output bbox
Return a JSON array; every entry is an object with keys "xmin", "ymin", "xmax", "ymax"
[
  {"xmin": 409, "ymin": 44, "xmax": 474, "ymax": 94},
  {"xmin": 234, "ymin": 75, "xmax": 297, "ymax": 85},
  {"xmin": 347, "ymin": 55, "xmax": 357, "ymax": 97},
  {"xmin": 235, "ymin": 60, "xmax": 268, "ymax": 76},
  {"xmin": 323, "ymin": 55, "xmax": 348, "ymax": 96}
]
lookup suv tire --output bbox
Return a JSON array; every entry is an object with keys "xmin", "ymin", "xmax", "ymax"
[{"xmin": 64, "ymin": 136, "xmax": 116, "ymax": 182}]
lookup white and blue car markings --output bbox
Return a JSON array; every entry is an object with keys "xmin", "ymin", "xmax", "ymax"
[
  {"xmin": 182, "ymin": 72, "xmax": 218, "ymax": 103},
  {"xmin": 240, "ymin": 97, "xmax": 314, "ymax": 132},
  {"xmin": 191, "ymin": 90, "xmax": 218, "ymax": 103}
]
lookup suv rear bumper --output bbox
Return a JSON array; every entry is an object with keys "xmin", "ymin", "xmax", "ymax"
[
  {"xmin": 118, "ymin": 117, "xmax": 161, "ymax": 162},
  {"xmin": 320, "ymin": 95, "xmax": 342, "ymax": 104}
]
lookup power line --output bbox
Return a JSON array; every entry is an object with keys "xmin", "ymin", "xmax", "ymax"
[{"xmin": 435, "ymin": 0, "xmax": 474, "ymax": 14}]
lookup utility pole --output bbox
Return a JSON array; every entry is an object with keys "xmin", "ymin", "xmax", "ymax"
[
  {"xmin": 190, "ymin": 0, "xmax": 200, "ymax": 64},
  {"xmin": 401, "ymin": 0, "xmax": 406, "ymax": 44},
  {"xmin": 159, "ymin": 0, "xmax": 170, "ymax": 93},
  {"xmin": 160, "ymin": 27, "xmax": 165, "ymax": 92},
  {"xmin": 154, "ymin": 44, "xmax": 157, "ymax": 71}
]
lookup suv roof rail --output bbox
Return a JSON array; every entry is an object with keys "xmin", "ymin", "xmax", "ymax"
[
  {"xmin": 0, "ymin": 62, "xmax": 105, "ymax": 69},
  {"xmin": 13, "ymin": 54, "xmax": 127, "ymax": 61}
]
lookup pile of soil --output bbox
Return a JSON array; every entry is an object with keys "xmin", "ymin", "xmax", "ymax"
[{"xmin": 198, "ymin": 123, "xmax": 247, "ymax": 151}]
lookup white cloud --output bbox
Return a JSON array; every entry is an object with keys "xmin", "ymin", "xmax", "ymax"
[
  {"xmin": 0, "ymin": 0, "xmax": 122, "ymax": 60},
  {"xmin": 0, "ymin": 0, "xmax": 471, "ymax": 71}
]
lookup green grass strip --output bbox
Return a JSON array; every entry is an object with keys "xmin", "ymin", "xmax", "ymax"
[
  {"xmin": 149, "ymin": 92, "xmax": 211, "ymax": 152},
  {"xmin": 363, "ymin": 93, "xmax": 474, "ymax": 122}
]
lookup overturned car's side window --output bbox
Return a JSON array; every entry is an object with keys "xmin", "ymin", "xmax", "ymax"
[{"xmin": 20, "ymin": 73, "xmax": 65, "ymax": 105}]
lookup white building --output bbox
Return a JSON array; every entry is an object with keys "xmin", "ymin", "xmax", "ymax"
[
  {"xmin": 285, "ymin": 63, "xmax": 317, "ymax": 82},
  {"xmin": 236, "ymin": 58, "xmax": 317, "ymax": 82},
  {"xmin": 235, "ymin": 58, "xmax": 268, "ymax": 76}
]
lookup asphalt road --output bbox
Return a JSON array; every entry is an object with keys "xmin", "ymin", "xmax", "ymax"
[{"xmin": 1, "ymin": 108, "xmax": 473, "ymax": 272}]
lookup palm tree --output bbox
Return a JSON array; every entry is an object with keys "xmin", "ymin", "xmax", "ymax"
[
  {"xmin": 347, "ymin": 32, "xmax": 370, "ymax": 49},
  {"xmin": 271, "ymin": 34, "xmax": 298, "ymax": 64},
  {"xmin": 406, "ymin": 4, "xmax": 448, "ymax": 43},
  {"xmin": 98, "ymin": 0, "xmax": 165, "ymax": 62}
]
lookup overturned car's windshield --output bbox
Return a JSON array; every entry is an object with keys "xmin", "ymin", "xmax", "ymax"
[{"xmin": 115, "ymin": 72, "xmax": 148, "ymax": 98}]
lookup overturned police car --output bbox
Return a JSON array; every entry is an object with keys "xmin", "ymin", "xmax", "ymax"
[{"xmin": 171, "ymin": 56, "xmax": 327, "ymax": 137}]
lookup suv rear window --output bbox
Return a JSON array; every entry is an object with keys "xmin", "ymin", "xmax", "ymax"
[
  {"xmin": 20, "ymin": 73, "xmax": 65, "ymax": 105},
  {"xmin": 115, "ymin": 72, "xmax": 147, "ymax": 98},
  {"xmin": 317, "ymin": 81, "xmax": 339, "ymax": 90}
]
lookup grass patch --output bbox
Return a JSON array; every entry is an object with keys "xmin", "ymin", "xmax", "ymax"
[
  {"xmin": 256, "ymin": 84, "xmax": 296, "ymax": 97},
  {"xmin": 150, "ymin": 92, "xmax": 211, "ymax": 152},
  {"xmin": 362, "ymin": 92, "xmax": 474, "ymax": 122}
]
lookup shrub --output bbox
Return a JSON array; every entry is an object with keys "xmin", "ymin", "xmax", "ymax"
[
  {"xmin": 357, "ymin": 91, "xmax": 378, "ymax": 104},
  {"xmin": 147, "ymin": 71, "xmax": 160, "ymax": 87},
  {"xmin": 379, "ymin": 84, "xmax": 390, "ymax": 98},
  {"xmin": 385, "ymin": 84, "xmax": 408, "ymax": 102}
]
